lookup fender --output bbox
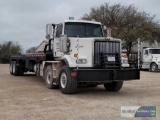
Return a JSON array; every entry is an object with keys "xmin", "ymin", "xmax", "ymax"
[
  {"xmin": 150, "ymin": 62, "xmax": 159, "ymax": 68},
  {"xmin": 61, "ymin": 58, "xmax": 69, "ymax": 66},
  {"xmin": 61, "ymin": 55, "xmax": 77, "ymax": 67}
]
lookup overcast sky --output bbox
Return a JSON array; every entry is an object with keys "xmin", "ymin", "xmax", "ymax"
[{"xmin": 0, "ymin": 0, "xmax": 160, "ymax": 52}]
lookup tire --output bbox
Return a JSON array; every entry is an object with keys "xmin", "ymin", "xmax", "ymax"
[
  {"xmin": 10, "ymin": 61, "xmax": 13, "ymax": 75},
  {"xmin": 104, "ymin": 81, "xmax": 123, "ymax": 92},
  {"xmin": 150, "ymin": 63, "xmax": 158, "ymax": 72},
  {"xmin": 45, "ymin": 65, "xmax": 59, "ymax": 89},
  {"xmin": 12, "ymin": 61, "xmax": 20, "ymax": 76},
  {"xmin": 59, "ymin": 65, "xmax": 77, "ymax": 94}
]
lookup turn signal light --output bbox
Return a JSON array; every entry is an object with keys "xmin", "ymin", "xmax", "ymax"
[
  {"xmin": 74, "ymin": 54, "xmax": 78, "ymax": 58},
  {"xmin": 123, "ymin": 54, "xmax": 128, "ymax": 58}
]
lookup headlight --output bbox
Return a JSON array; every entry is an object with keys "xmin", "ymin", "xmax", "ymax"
[{"xmin": 77, "ymin": 59, "xmax": 87, "ymax": 64}]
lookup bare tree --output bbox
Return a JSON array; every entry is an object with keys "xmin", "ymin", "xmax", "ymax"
[{"xmin": 82, "ymin": 3, "xmax": 160, "ymax": 55}]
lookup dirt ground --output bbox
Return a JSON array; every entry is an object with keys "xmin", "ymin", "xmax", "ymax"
[{"xmin": 0, "ymin": 64, "xmax": 159, "ymax": 120}]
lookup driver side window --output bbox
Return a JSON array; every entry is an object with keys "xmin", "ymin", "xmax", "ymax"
[
  {"xmin": 144, "ymin": 50, "xmax": 148, "ymax": 55},
  {"xmin": 56, "ymin": 24, "xmax": 63, "ymax": 37}
]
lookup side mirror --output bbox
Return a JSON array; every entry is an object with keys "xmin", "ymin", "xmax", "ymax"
[
  {"xmin": 60, "ymin": 34, "xmax": 69, "ymax": 53},
  {"xmin": 46, "ymin": 24, "xmax": 52, "ymax": 40},
  {"xmin": 144, "ymin": 50, "xmax": 148, "ymax": 55},
  {"xmin": 46, "ymin": 34, "xmax": 51, "ymax": 40}
]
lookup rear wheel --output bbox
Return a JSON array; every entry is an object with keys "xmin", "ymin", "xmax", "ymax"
[
  {"xmin": 150, "ymin": 63, "xmax": 158, "ymax": 72},
  {"xmin": 12, "ymin": 61, "xmax": 20, "ymax": 76},
  {"xmin": 45, "ymin": 65, "xmax": 59, "ymax": 89},
  {"xmin": 59, "ymin": 66, "xmax": 77, "ymax": 94},
  {"xmin": 104, "ymin": 81, "xmax": 123, "ymax": 92},
  {"xmin": 9, "ymin": 61, "xmax": 13, "ymax": 75}
]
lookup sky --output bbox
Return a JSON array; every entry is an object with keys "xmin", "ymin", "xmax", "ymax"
[{"xmin": 0, "ymin": 0, "xmax": 160, "ymax": 52}]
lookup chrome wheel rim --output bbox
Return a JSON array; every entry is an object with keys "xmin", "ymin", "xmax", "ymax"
[
  {"xmin": 151, "ymin": 65, "xmax": 156, "ymax": 71},
  {"xmin": 13, "ymin": 63, "xmax": 15, "ymax": 73},
  {"xmin": 46, "ymin": 71, "xmax": 52, "ymax": 84},
  {"xmin": 10, "ymin": 63, "xmax": 12, "ymax": 73},
  {"xmin": 60, "ymin": 72, "xmax": 67, "ymax": 88}
]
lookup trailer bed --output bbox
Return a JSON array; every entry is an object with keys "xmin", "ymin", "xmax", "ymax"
[{"xmin": 10, "ymin": 53, "xmax": 47, "ymax": 61}]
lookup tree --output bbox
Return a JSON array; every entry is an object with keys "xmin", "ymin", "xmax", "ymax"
[
  {"xmin": 0, "ymin": 41, "xmax": 22, "ymax": 63},
  {"xmin": 26, "ymin": 46, "xmax": 37, "ymax": 53},
  {"xmin": 82, "ymin": 3, "xmax": 160, "ymax": 55}
]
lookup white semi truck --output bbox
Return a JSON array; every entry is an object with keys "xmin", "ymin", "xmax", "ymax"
[
  {"xmin": 10, "ymin": 18, "xmax": 139, "ymax": 94},
  {"xmin": 129, "ymin": 41, "xmax": 160, "ymax": 72}
]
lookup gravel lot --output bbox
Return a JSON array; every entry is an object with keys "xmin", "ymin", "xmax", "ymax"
[{"xmin": 0, "ymin": 64, "xmax": 160, "ymax": 120}]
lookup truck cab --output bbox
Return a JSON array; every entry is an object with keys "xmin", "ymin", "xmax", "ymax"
[
  {"xmin": 10, "ymin": 18, "xmax": 140, "ymax": 94},
  {"xmin": 52, "ymin": 19, "xmax": 105, "ymax": 67},
  {"xmin": 50, "ymin": 19, "xmax": 130, "ymax": 68},
  {"xmin": 142, "ymin": 48, "xmax": 160, "ymax": 71}
]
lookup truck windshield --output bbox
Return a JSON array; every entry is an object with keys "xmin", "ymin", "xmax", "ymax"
[
  {"xmin": 64, "ymin": 22, "xmax": 103, "ymax": 37},
  {"xmin": 149, "ymin": 49, "xmax": 160, "ymax": 54}
]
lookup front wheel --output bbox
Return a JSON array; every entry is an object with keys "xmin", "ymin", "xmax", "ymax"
[
  {"xmin": 59, "ymin": 66, "xmax": 77, "ymax": 94},
  {"xmin": 150, "ymin": 63, "xmax": 158, "ymax": 72},
  {"xmin": 104, "ymin": 81, "xmax": 123, "ymax": 92}
]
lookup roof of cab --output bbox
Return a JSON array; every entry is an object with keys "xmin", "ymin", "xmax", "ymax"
[{"xmin": 64, "ymin": 19, "xmax": 102, "ymax": 25}]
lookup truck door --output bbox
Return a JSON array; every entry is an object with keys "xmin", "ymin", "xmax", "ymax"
[
  {"xmin": 54, "ymin": 24, "xmax": 64, "ymax": 57},
  {"xmin": 143, "ymin": 49, "xmax": 149, "ymax": 62},
  {"xmin": 143, "ymin": 49, "xmax": 150, "ymax": 63}
]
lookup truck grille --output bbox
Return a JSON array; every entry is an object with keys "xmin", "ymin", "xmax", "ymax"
[{"xmin": 94, "ymin": 41, "xmax": 121, "ymax": 69}]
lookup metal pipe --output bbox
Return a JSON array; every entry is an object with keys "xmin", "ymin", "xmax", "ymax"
[
  {"xmin": 137, "ymin": 38, "xmax": 140, "ymax": 69},
  {"xmin": 107, "ymin": 28, "xmax": 111, "ymax": 37}
]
